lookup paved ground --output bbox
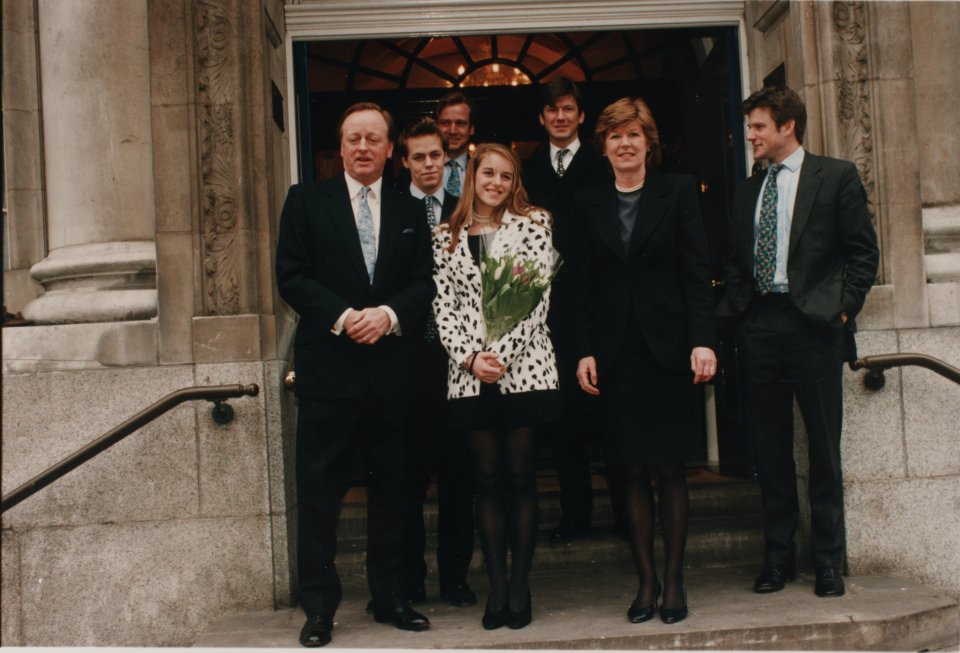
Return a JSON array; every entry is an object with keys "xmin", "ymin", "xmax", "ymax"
[{"xmin": 194, "ymin": 560, "xmax": 959, "ymax": 650}]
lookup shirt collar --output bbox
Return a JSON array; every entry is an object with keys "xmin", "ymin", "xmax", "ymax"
[
  {"xmin": 549, "ymin": 138, "xmax": 580, "ymax": 161},
  {"xmin": 448, "ymin": 152, "xmax": 469, "ymax": 170},
  {"xmin": 409, "ymin": 183, "xmax": 445, "ymax": 204},
  {"xmin": 344, "ymin": 172, "xmax": 383, "ymax": 200},
  {"xmin": 776, "ymin": 146, "xmax": 805, "ymax": 174}
]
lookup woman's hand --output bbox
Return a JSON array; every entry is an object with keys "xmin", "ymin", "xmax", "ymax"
[
  {"xmin": 576, "ymin": 356, "xmax": 600, "ymax": 395},
  {"xmin": 468, "ymin": 351, "xmax": 506, "ymax": 384},
  {"xmin": 691, "ymin": 347, "xmax": 717, "ymax": 384}
]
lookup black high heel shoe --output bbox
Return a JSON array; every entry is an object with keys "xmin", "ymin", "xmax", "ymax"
[
  {"xmin": 659, "ymin": 584, "xmax": 688, "ymax": 624},
  {"xmin": 506, "ymin": 592, "xmax": 532, "ymax": 629},
  {"xmin": 627, "ymin": 582, "xmax": 661, "ymax": 623},
  {"xmin": 482, "ymin": 599, "xmax": 510, "ymax": 630}
]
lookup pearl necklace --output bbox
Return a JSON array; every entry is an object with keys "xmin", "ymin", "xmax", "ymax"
[
  {"xmin": 615, "ymin": 179, "xmax": 645, "ymax": 193},
  {"xmin": 471, "ymin": 212, "xmax": 495, "ymax": 224}
]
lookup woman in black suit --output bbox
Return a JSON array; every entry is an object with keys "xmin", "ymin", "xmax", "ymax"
[{"xmin": 570, "ymin": 98, "xmax": 717, "ymax": 624}]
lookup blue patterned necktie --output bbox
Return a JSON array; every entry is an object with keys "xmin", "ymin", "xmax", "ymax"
[
  {"xmin": 556, "ymin": 148, "xmax": 570, "ymax": 176},
  {"xmin": 755, "ymin": 163, "xmax": 784, "ymax": 294},
  {"xmin": 445, "ymin": 160, "xmax": 462, "ymax": 197},
  {"xmin": 358, "ymin": 186, "xmax": 376, "ymax": 283}
]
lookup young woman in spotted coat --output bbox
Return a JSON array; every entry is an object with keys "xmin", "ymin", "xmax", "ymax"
[{"xmin": 432, "ymin": 143, "xmax": 560, "ymax": 631}]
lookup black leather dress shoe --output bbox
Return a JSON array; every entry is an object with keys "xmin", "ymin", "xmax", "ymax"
[
  {"xmin": 754, "ymin": 562, "xmax": 797, "ymax": 593},
  {"xmin": 299, "ymin": 615, "xmax": 332, "ymax": 647},
  {"xmin": 372, "ymin": 603, "xmax": 430, "ymax": 631},
  {"xmin": 627, "ymin": 582, "xmax": 661, "ymax": 624},
  {"xmin": 440, "ymin": 581, "xmax": 477, "ymax": 607},
  {"xmin": 814, "ymin": 567, "xmax": 846, "ymax": 597}
]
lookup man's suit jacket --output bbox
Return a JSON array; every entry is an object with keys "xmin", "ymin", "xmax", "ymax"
[
  {"xmin": 522, "ymin": 143, "xmax": 611, "ymax": 344},
  {"xmin": 570, "ymin": 172, "xmax": 717, "ymax": 375},
  {"xmin": 276, "ymin": 175, "xmax": 434, "ymax": 400},
  {"xmin": 716, "ymin": 152, "xmax": 878, "ymax": 329}
]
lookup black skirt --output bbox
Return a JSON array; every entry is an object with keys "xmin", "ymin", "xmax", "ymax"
[
  {"xmin": 447, "ymin": 383, "xmax": 561, "ymax": 431},
  {"xmin": 599, "ymin": 324, "xmax": 705, "ymax": 465}
]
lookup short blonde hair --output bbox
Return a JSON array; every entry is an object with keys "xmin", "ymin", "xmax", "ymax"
[{"xmin": 594, "ymin": 97, "xmax": 662, "ymax": 167}]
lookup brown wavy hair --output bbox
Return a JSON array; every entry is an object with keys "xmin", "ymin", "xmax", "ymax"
[
  {"xmin": 594, "ymin": 97, "xmax": 662, "ymax": 167},
  {"xmin": 442, "ymin": 143, "xmax": 537, "ymax": 252}
]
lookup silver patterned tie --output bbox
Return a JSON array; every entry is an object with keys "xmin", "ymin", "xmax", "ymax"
[
  {"xmin": 424, "ymin": 195, "xmax": 438, "ymax": 228},
  {"xmin": 358, "ymin": 186, "xmax": 376, "ymax": 283},
  {"xmin": 556, "ymin": 148, "xmax": 570, "ymax": 176}
]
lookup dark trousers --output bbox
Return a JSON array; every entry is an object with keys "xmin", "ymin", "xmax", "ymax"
[
  {"xmin": 296, "ymin": 395, "xmax": 409, "ymax": 619},
  {"xmin": 739, "ymin": 294, "xmax": 846, "ymax": 569},
  {"xmin": 404, "ymin": 340, "xmax": 475, "ymax": 592}
]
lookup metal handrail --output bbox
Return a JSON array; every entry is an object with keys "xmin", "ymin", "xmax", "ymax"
[
  {"xmin": 1, "ymin": 384, "xmax": 260, "ymax": 513},
  {"xmin": 849, "ymin": 353, "xmax": 960, "ymax": 390}
]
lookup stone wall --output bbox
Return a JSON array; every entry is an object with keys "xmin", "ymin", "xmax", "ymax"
[{"xmin": 0, "ymin": 355, "xmax": 296, "ymax": 645}]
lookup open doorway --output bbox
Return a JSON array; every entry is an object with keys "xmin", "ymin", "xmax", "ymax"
[{"xmin": 291, "ymin": 26, "xmax": 752, "ymax": 475}]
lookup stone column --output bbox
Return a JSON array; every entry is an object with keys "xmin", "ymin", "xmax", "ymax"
[{"xmin": 22, "ymin": 0, "xmax": 157, "ymax": 324}]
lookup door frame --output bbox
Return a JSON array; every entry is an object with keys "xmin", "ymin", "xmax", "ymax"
[{"xmin": 283, "ymin": 0, "xmax": 752, "ymax": 185}]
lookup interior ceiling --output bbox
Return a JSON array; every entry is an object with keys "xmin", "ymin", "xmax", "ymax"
[{"xmin": 307, "ymin": 30, "xmax": 718, "ymax": 92}]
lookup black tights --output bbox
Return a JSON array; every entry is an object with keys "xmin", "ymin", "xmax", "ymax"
[
  {"xmin": 619, "ymin": 463, "xmax": 689, "ymax": 609},
  {"xmin": 468, "ymin": 427, "xmax": 538, "ymax": 612}
]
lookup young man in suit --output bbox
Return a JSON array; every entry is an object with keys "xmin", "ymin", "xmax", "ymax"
[
  {"xmin": 276, "ymin": 102, "xmax": 435, "ymax": 647},
  {"xmin": 717, "ymin": 86, "xmax": 879, "ymax": 598},
  {"xmin": 396, "ymin": 117, "xmax": 477, "ymax": 608},
  {"xmin": 435, "ymin": 92, "xmax": 476, "ymax": 197},
  {"xmin": 522, "ymin": 77, "xmax": 617, "ymax": 543}
]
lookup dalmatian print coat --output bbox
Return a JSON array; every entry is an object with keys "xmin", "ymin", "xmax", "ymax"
[{"xmin": 432, "ymin": 209, "xmax": 560, "ymax": 399}]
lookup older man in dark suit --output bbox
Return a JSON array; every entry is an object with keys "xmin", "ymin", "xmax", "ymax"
[
  {"xmin": 717, "ymin": 86, "xmax": 879, "ymax": 598},
  {"xmin": 276, "ymin": 102, "xmax": 434, "ymax": 646}
]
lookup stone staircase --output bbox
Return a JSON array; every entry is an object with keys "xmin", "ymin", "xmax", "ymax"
[{"xmin": 194, "ymin": 473, "xmax": 960, "ymax": 650}]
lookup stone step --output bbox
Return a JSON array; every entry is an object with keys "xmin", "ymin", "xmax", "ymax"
[
  {"xmin": 336, "ymin": 479, "xmax": 763, "ymax": 540},
  {"xmin": 332, "ymin": 513, "xmax": 763, "ymax": 581},
  {"xmin": 194, "ymin": 563, "xmax": 960, "ymax": 651},
  {"xmin": 331, "ymin": 480, "xmax": 764, "ymax": 578}
]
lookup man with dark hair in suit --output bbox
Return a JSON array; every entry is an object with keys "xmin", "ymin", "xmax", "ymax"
[
  {"xmin": 522, "ymin": 76, "xmax": 617, "ymax": 543},
  {"xmin": 396, "ymin": 117, "xmax": 477, "ymax": 608},
  {"xmin": 276, "ymin": 102, "xmax": 435, "ymax": 647},
  {"xmin": 435, "ymin": 91, "xmax": 476, "ymax": 197},
  {"xmin": 717, "ymin": 86, "xmax": 878, "ymax": 598}
]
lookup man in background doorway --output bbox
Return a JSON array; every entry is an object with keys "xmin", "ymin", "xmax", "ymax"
[
  {"xmin": 435, "ymin": 91, "xmax": 476, "ymax": 197},
  {"xmin": 522, "ymin": 76, "xmax": 620, "ymax": 544}
]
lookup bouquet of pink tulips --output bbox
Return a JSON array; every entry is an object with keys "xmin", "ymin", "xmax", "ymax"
[{"xmin": 478, "ymin": 240, "xmax": 561, "ymax": 347}]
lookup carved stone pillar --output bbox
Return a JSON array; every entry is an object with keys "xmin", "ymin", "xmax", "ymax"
[{"xmin": 22, "ymin": 0, "xmax": 157, "ymax": 324}]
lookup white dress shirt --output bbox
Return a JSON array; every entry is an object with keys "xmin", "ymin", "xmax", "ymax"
[
  {"xmin": 549, "ymin": 138, "xmax": 581, "ymax": 174},
  {"xmin": 753, "ymin": 146, "xmax": 805, "ymax": 292},
  {"xmin": 409, "ymin": 183, "xmax": 447, "ymax": 218},
  {"xmin": 332, "ymin": 172, "xmax": 399, "ymax": 335}
]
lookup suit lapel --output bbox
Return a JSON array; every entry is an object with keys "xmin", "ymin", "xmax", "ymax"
[
  {"xmin": 789, "ymin": 153, "xmax": 823, "ymax": 256},
  {"xmin": 327, "ymin": 177, "xmax": 369, "ymax": 283},
  {"xmin": 628, "ymin": 172, "xmax": 669, "ymax": 258},
  {"xmin": 372, "ymin": 187, "xmax": 402, "ymax": 291},
  {"xmin": 740, "ymin": 174, "xmax": 764, "ymax": 271}
]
